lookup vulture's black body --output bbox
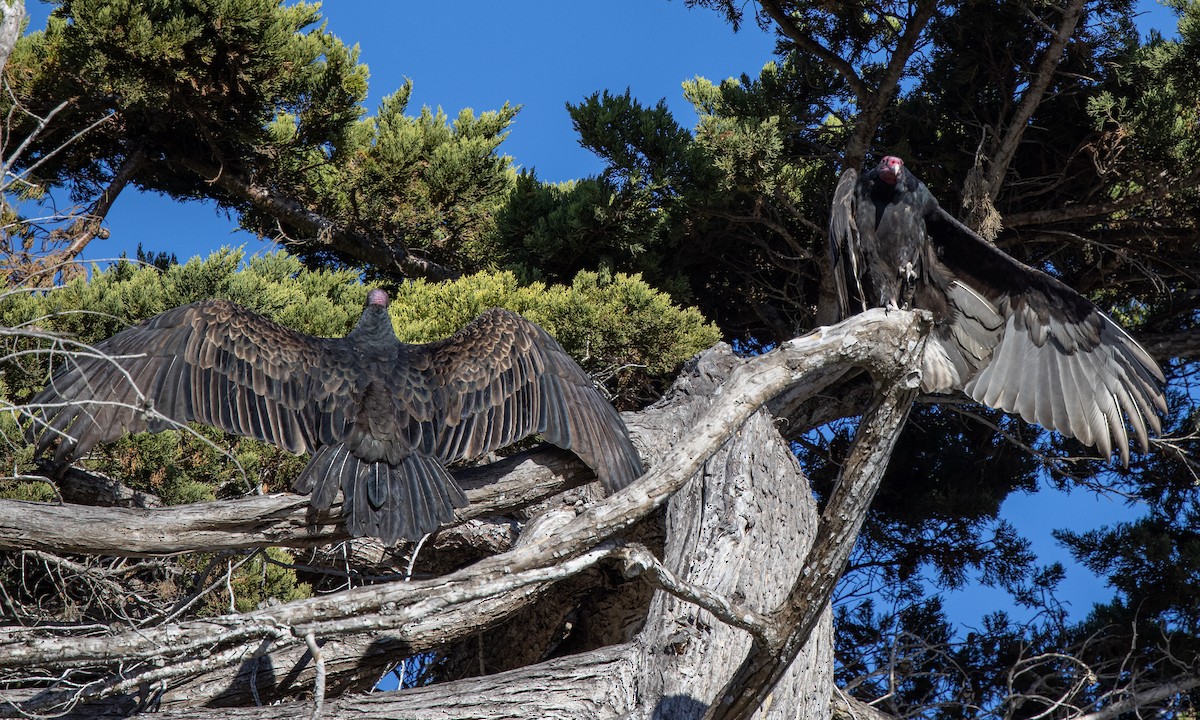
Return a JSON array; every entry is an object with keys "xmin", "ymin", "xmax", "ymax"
[
  {"xmin": 25, "ymin": 290, "xmax": 643, "ymax": 541},
  {"xmin": 829, "ymin": 156, "xmax": 1166, "ymax": 464}
]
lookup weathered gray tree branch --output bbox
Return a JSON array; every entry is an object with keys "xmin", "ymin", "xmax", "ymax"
[
  {"xmin": 1141, "ymin": 329, "xmax": 1200, "ymax": 363},
  {"xmin": 136, "ymin": 511, "xmax": 608, "ymax": 714},
  {"xmin": 0, "ymin": 447, "xmax": 595, "ymax": 555},
  {"xmin": 709, "ymin": 373, "xmax": 920, "ymax": 719},
  {"xmin": 55, "ymin": 465, "xmax": 162, "ymax": 508},
  {"xmin": 54, "ymin": 147, "xmax": 146, "ymax": 262},
  {"xmin": 146, "ymin": 646, "xmax": 640, "ymax": 720},
  {"xmin": 833, "ymin": 691, "xmax": 900, "ymax": 720},
  {"xmin": 1073, "ymin": 675, "xmax": 1200, "ymax": 720}
]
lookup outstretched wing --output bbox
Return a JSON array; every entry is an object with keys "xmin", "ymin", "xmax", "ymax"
[
  {"xmin": 25, "ymin": 300, "xmax": 343, "ymax": 466},
  {"xmin": 923, "ymin": 207, "xmax": 1166, "ymax": 465},
  {"xmin": 422, "ymin": 308, "xmax": 643, "ymax": 493},
  {"xmin": 829, "ymin": 167, "xmax": 868, "ymax": 319}
]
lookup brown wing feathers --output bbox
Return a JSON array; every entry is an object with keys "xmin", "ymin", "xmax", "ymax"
[
  {"xmin": 537, "ymin": 347, "xmax": 644, "ymax": 493},
  {"xmin": 429, "ymin": 309, "xmax": 643, "ymax": 493},
  {"xmin": 28, "ymin": 301, "xmax": 323, "ymax": 465},
  {"xmin": 26, "ymin": 296, "xmax": 642, "ymax": 543}
]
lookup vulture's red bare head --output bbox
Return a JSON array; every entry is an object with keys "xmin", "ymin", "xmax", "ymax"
[
  {"xmin": 366, "ymin": 288, "xmax": 390, "ymax": 308},
  {"xmin": 877, "ymin": 156, "xmax": 904, "ymax": 185}
]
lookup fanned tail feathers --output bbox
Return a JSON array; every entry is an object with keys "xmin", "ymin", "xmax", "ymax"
[{"xmin": 294, "ymin": 445, "xmax": 468, "ymax": 542}]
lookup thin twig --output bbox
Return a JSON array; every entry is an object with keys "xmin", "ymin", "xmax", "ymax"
[
  {"xmin": 304, "ymin": 631, "xmax": 325, "ymax": 720},
  {"xmin": 613, "ymin": 543, "xmax": 772, "ymax": 645}
]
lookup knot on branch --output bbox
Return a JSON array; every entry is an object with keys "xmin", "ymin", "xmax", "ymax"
[{"xmin": 613, "ymin": 542, "xmax": 652, "ymax": 580}]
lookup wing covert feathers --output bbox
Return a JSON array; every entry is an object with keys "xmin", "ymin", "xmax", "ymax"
[
  {"xmin": 25, "ymin": 300, "xmax": 329, "ymax": 465},
  {"xmin": 426, "ymin": 308, "xmax": 643, "ymax": 493}
]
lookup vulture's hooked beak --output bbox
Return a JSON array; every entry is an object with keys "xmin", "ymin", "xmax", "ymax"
[{"xmin": 878, "ymin": 155, "xmax": 904, "ymax": 185}]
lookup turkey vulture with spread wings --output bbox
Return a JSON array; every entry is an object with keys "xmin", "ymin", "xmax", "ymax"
[
  {"xmin": 829, "ymin": 156, "xmax": 1166, "ymax": 465},
  {"xmin": 25, "ymin": 289, "xmax": 643, "ymax": 541}
]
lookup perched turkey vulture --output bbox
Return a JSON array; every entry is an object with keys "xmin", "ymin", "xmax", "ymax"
[
  {"xmin": 25, "ymin": 289, "xmax": 643, "ymax": 541},
  {"xmin": 829, "ymin": 156, "xmax": 1166, "ymax": 465}
]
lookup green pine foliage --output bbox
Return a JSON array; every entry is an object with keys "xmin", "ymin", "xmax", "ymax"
[
  {"xmin": 0, "ymin": 478, "xmax": 57, "ymax": 502},
  {"xmin": 492, "ymin": 69, "xmax": 842, "ymax": 339},
  {"xmin": 7, "ymin": 0, "xmax": 367, "ymax": 201},
  {"xmin": 389, "ymin": 268, "xmax": 719, "ymax": 405},
  {"xmin": 258, "ymin": 82, "xmax": 521, "ymax": 271},
  {"xmin": 215, "ymin": 548, "xmax": 313, "ymax": 615},
  {"xmin": 4, "ymin": 0, "xmax": 518, "ymax": 273},
  {"xmin": 490, "ymin": 90, "xmax": 702, "ymax": 299}
]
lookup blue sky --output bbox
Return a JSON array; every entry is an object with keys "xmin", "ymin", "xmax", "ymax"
[
  {"xmin": 21, "ymin": 1, "xmax": 1187, "ymax": 627},
  {"xmin": 48, "ymin": 1, "xmax": 780, "ymax": 265}
]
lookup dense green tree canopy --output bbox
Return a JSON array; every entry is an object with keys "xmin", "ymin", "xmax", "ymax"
[{"xmin": 3, "ymin": 0, "xmax": 515, "ymax": 279}]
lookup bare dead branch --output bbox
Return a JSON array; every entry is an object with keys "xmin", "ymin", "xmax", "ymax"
[
  {"xmin": 304, "ymin": 631, "xmax": 324, "ymax": 720},
  {"xmin": 612, "ymin": 543, "xmax": 773, "ymax": 644},
  {"xmin": 833, "ymin": 687, "xmax": 900, "ymax": 720},
  {"xmin": 758, "ymin": 0, "xmax": 869, "ymax": 99},
  {"xmin": 53, "ymin": 466, "xmax": 162, "ymax": 509},
  {"xmin": 47, "ymin": 147, "xmax": 147, "ymax": 266},
  {"xmin": 1072, "ymin": 675, "xmax": 1200, "ymax": 720},
  {"xmin": 0, "ymin": 97, "xmax": 72, "ymax": 192}
]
